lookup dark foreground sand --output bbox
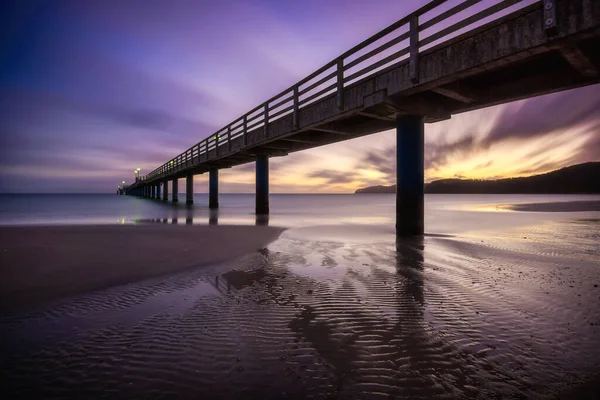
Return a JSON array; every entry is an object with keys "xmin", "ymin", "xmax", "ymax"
[
  {"xmin": 1, "ymin": 218, "xmax": 599, "ymax": 399},
  {"xmin": 0, "ymin": 224, "xmax": 284, "ymax": 311}
]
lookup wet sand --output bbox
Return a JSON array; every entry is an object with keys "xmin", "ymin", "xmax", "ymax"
[
  {"xmin": 1, "ymin": 216, "xmax": 599, "ymax": 398},
  {"xmin": 0, "ymin": 225, "xmax": 284, "ymax": 311},
  {"xmin": 507, "ymin": 200, "xmax": 600, "ymax": 212}
]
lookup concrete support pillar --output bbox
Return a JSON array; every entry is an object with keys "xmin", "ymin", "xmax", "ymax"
[
  {"xmin": 209, "ymin": 169, "xmax": 218, "ymax": 209},
  {"xmin": 186, "ymin": 174, "xmax": 194, "ymax": 205},
  {"xmin": 151, "ymin": 185, "xmax": 156, "ymax": 199},
  {"xmin": 172, "ymin": 179, "xmax": 179, "ymax": 203},
  {"xmin": 396, "ymin": 115, "xmax": 424, "ymax": 235},
  {"xmin": 156, "ymin": 183, "xmax": 161, "ymax": 199},
  {"xmin": 162, "ymin": 180, "xmax": 169, "ymax": 201},
  {"xmin": 255, "ymin": 154, "xmax": 269, "ymax": 214}
]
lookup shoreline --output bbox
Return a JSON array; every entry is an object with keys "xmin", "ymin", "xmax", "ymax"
[
  {"xmin": 505, "ymin": 200, "xmax": 600, "ymax": 212},
  {"xmin": 0, "ymin": 224, "xmax": 284, "ymax": 312}
]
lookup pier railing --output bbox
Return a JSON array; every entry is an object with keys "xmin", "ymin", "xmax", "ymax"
[{"xmin": 143, "ymin": 0, "xmax": 542, "ymax": 182}]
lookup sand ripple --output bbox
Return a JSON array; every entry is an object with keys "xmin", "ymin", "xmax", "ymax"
[{"xmin": 1, "ymin": 219, "xmax": 599, "ymax": 398}]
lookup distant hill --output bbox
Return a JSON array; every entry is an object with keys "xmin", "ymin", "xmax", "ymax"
[{"xmin": 355, "ymin": 162, "xmax": 600, "ymax": 194}]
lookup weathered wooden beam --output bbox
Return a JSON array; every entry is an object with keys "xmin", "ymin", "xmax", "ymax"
[
  {"xmin": 383, "ymin": 95, "xmax": 450, "ymax": 121},
  {"xmin": 260, "ymin": 143, "xmax": 295, "ymax": 151},
  {"xmin": 409, "ymin": 14, "xmax": 419, "ymax": 84},
  {"xmin": 358, "ymin": 111, "xmax": 395, "ymax": 121},
  {"xmin": 451, "ymin": 66, "xmax": 597, "ymax": 115},
  {"xmin": 264, "ymin": 104, "xmax": 269, "ymax": 138},
  {"xmin": 222, "ymin": 155, "xmax": 252, "ymax": 162},
  {"xmin": 556, "ymin": 42, "xmax": 599, "ymax": 78},
  {"xmin": 430, "ymin": 82, "xmax": 478, "ymax": 103},
  {"xmin": 311, "ymin": 127, "xmax": 349, "ymax": 135},
  {"xmin": 243, "ymin": 115, "xmax": 248, "ymax": 146},
  {"xmin": 247, "ymin": 149, "xmax": 289, "ymax": 157},
  {"xmin": 336, "ymin": 58, "xmax": 344, "ymax": 111},
  {"xmin": 293, "ymin": 85, "xmax": 299, "ymax": 129},
  {"xmin": 227, "ymin": 125, "xmax": 232, "ymax": 152},
  {"xmin": 280, "ymin": 138, "xmax": 316, "ymax": 144}
]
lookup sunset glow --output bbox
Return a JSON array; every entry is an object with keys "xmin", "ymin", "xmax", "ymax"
[{"xmin": 1, "ymin": 0, "xmax": 598, "ymax": 193}]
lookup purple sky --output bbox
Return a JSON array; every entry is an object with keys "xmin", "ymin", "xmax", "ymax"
[{"xmin": 1, "ymin": 0, "xmax": 599, "ymax": 193}]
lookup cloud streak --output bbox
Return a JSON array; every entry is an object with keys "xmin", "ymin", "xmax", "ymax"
[{"xmin": 1, "ymin": 1, "xmax": 598, "ymax": 193}]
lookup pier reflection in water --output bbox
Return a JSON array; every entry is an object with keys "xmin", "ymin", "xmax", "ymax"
[
  {"xmin": 209, "ymin": 210, "xmax": 218, "ymax": 225},
  {"xmin": 136, "ymin": 207, "xmax": 270, "ymax": 227},
  {"xmin": 196, "ymin": 233, "xmax": 560, "ymax": 398},
  {"xmin": 199, "ymin": 236, "xmax": 455, "ymax": 397}
]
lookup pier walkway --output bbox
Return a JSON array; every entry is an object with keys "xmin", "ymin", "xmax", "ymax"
[{"xmin": 123, "ymin": 0, "xmax": 600, "ymax": 235}]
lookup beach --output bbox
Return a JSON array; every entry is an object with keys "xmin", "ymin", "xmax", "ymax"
[
  {"xmin": 0, "ymin": 225, "xmax": 284, "ymax": 311},
  {"xmin": 0, "ymin": 195, "xmax": 599, "ymax": 399}
]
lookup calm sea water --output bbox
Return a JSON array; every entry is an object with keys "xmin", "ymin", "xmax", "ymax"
[{"xmin": 1, "ymin": 193, "xmax": 599, "ymax": 234}]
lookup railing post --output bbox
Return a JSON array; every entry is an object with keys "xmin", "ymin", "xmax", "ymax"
[
  {"xmin": 336, "ymin": 58, "xmax": 344, "ymax": 111},
  {"xmin": 543, "ymin": 0, "xmax": 557, "ymax": 35},
  {"xmin": 293, "ymin": 85, "xmax": 299, "ymax": 129},
  {"xmin": 227, "ymin": 125, "xmax": 232, "ymax": 152},
  {"xmin": 216, "ymin": 134, "xmax": 219, "ymax": 156},
  {"xmin": 410, "ymin": 14, "xmax": 419, "ymax": 84},
  {"xmin": 243, "ymin": 115, "xmax": 248, "ymax": 147},
  {"xmin": 264, "ymin": 104, "xmax": 269, "ymax": 138}
]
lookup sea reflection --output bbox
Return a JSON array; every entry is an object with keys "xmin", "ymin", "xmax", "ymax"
[
  {"xmin": 198, "ymin": 236, "xmax": 443, "ymax": 395},
  {"xmin": 396, "ymin": 236, "xmax": 425, "ymax": 306},
  {"xmin": 209, "ymin": 210, "xmax": 218, "ymax": 225},
  {"xmin": 135, "ymin": 208, "xmax": 272, "ymax": 227},
  {"xmin": 255, "ymin": 214, "xmax": 269, "ymax": 226}
]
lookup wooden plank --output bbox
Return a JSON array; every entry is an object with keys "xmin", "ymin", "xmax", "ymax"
[
  {"xmin": 312, "ymin": 127, "xmax": 349, "ymax": 135},
  {"xmin": 243, "ymin": 115, "xmax": 248, "ymax": 146},
  {"xmin": 344, "ymin": 30, "xmax": 410, "ymax": 71},
  {"xmin": 298, "ymin": 82, "xmax": 337, "ymax": 106},
  {"xmin": 337, "ymin": 58, "xmax": 344, "ymax": 110},
  {"xmin": 419, "ymin": 0, "xmax": 523, "ymax": 48},
  {"xmin": 228, "ymin": 125, "xmax": 232, "ymax": 152},
  {"xmin": 281, "ymin": 137, "xmax": 315, "ymax": 144},
  {"xmin": 344, "ymin": 47, "xmax": 410, "ymax": 82},
  {"xmin": 340, "ymin": 0, "xmax": 447, "ymax": 59},
  {"xmin": 293, "ymin": 85, "xmax": 299, "ymax": 129},
  {"xmin": 299, "ymin": 71, "xmax": 336, "ymax": 96},
  {"xmin": 358, "ymin": 111, "xmax": 395, "ymax": 121},
  {"xmin": 410, "ymin": 14, "xmax": 419, "ymax": 83},
  {"xmin": 557, "ymin": 42, "xmax": 598, "ymax": 77},
  {"xmin": 268, "ymin": 92, "xmax": 294, "ymax": 112},
  {"xmin": 419, "ymin": 0, "xmax": 481, "ymax": 31},
  {"xmin": 246, "ymin": 112, "xmax": 262, "ymax": 126},
  {"xmin": 269, "ymin": 104, "xmax": 294, "ymax": 120}
]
